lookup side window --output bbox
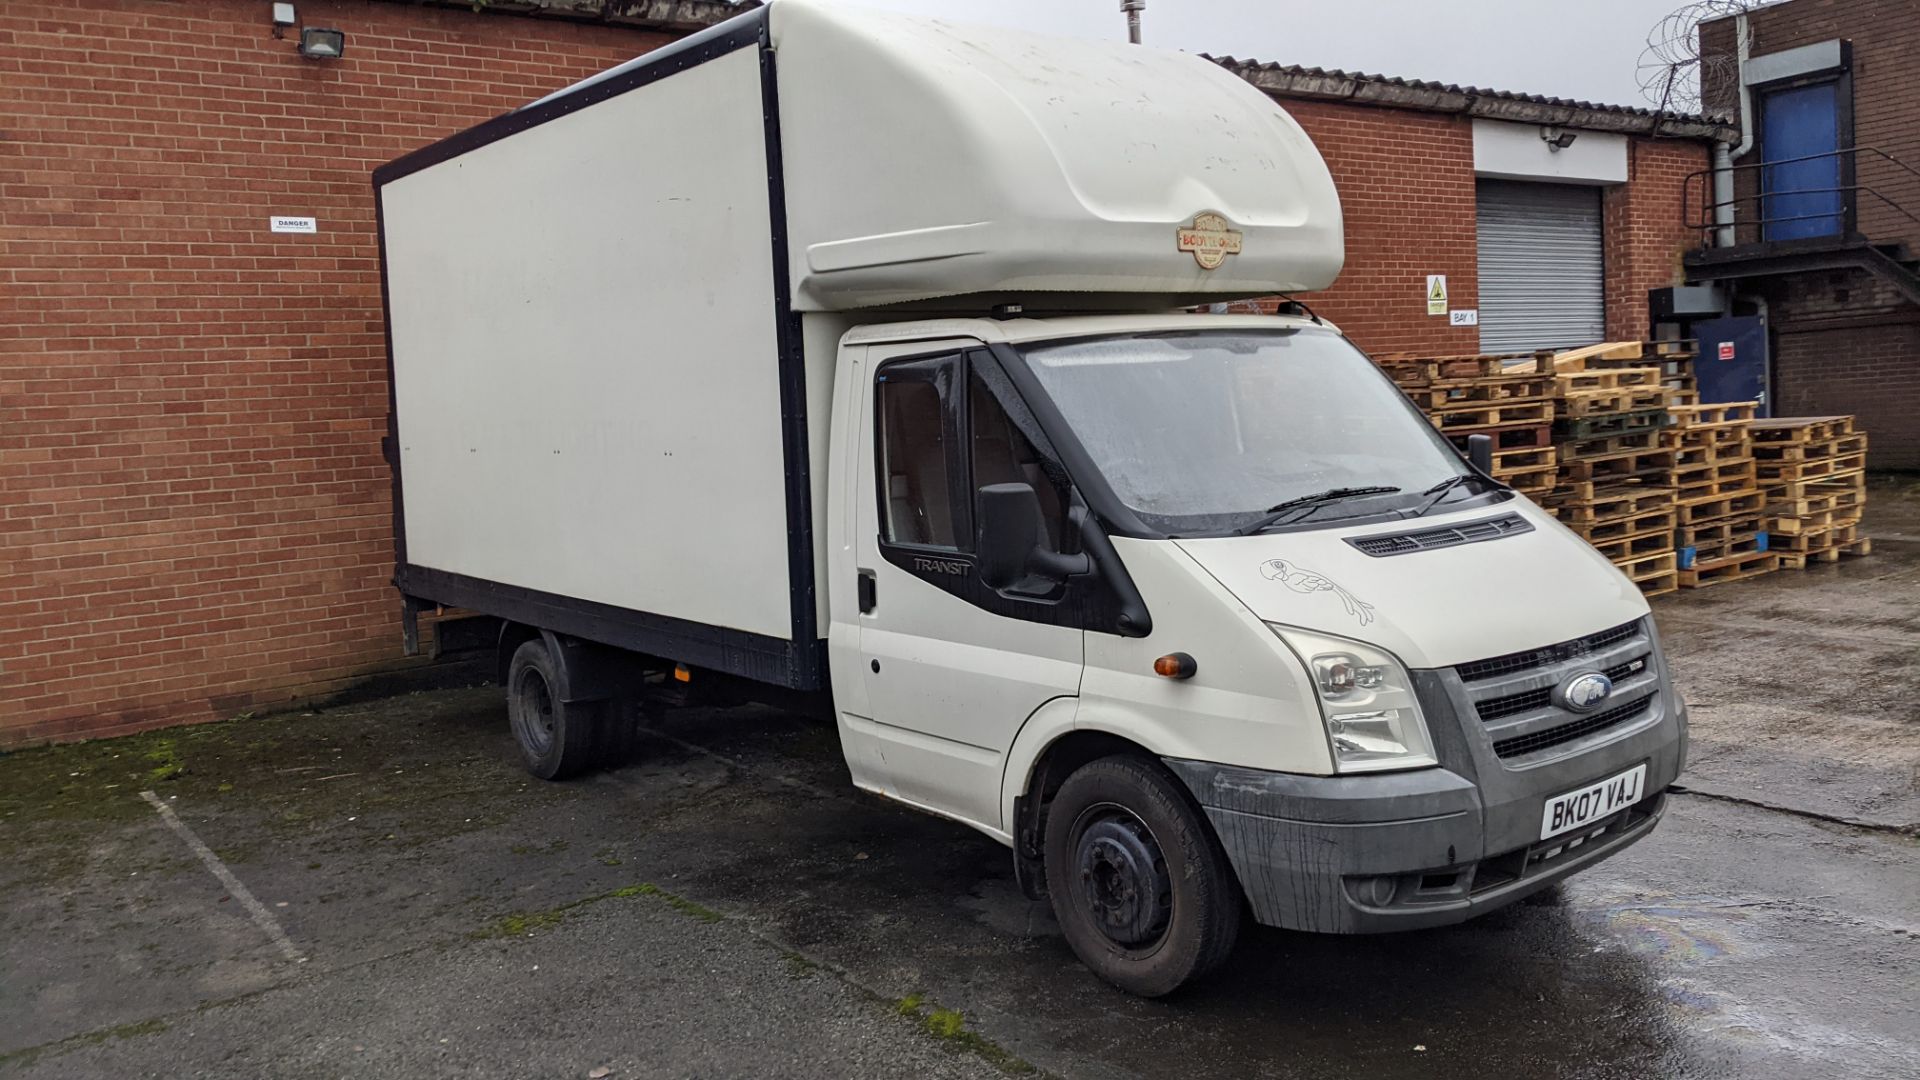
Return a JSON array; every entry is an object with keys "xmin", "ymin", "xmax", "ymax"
[
  {"xmin": 877, "ymin": 358, "xmax": 961, "ymax": 549},
  {"xmin": 969, "ymin": 367, "xmax": 1067, "ymax": 550}
]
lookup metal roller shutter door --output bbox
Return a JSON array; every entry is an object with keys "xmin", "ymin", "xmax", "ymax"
[{"xmin": 1476, "ymin": 180, "xmax": 1605, "ymax": 353}]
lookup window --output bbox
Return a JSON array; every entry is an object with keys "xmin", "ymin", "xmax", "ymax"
[
  {"xmin": 1018, "ymin": 329, "xmax": 1478, "ymax": 535},
  {"xmin": 877, "ymin": 353, "xmax": 1071, "ymax": 554},
  {"xmin": 877, "ymin": 358, "xmax": 960, "ymax": 549},
  {"xmin": 969, "ymin": 367, "xmax": 1067, "ymax": 549}
]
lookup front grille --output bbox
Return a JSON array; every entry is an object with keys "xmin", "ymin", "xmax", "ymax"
[
  {"xmin": 1474, "ymin": 654, "xmax": 1652, "ymax": 722},
  {"xmin": 1347, "ymin": 513, "xmax": 1533, "ymax": 557},
  {"xmin": 1491, "ymin": 694, "xmax": 1655, "ymax": 759},
  {"xmin": 1477, "ymin": 687, "xmax": 1551, "ymax": 721},
  {"xmin": 1455, "ymin": 620, "xmax": 1641, "ymax": 683}
]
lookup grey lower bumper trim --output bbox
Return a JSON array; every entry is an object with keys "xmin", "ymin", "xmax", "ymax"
[{"xmin": 1164, "ymin": 755, "xmax": 1677, "ymax": 934}]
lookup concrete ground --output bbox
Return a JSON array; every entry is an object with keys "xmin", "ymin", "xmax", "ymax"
[{"xmin": 4, "ymin": 477, "xmax": 1917, "ymax": 1080}]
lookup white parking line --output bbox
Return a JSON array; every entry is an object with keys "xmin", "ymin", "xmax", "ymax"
[{"xmin": 140, "ymin": 790, "xmax": 305, "ymax": 964}]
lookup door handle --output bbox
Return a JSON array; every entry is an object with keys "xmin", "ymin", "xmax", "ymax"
[{"xmin": 857, "ymin": 569, "xmax": 877, "ymax": 613}]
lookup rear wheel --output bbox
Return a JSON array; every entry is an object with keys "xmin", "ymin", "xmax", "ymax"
[
  {"xmin": 1043, "ymin": 755, "xmax": 1240, "ymax": 997},
  {"xmin": 506, "ymin": 638, "xmax": 600, "ymax": 780}
]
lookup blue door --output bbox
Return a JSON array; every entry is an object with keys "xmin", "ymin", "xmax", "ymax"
[
  {"xmin": 1760, "ymin": 82, "xmax": 1843, "ymax": 241},
  {"xmin": 1694, "ymin": 317, "xmax": 1769, "ymax": 417}
]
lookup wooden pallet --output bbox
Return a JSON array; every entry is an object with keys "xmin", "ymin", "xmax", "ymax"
[
  {"xmin": 1558, "ymin": 385, "xmax": 1674, "ymax": 417},
  {"xmin": 1678, "ymin": 530, "xmax": 1768, "ymax": 570},
  {"xmin": 1500, "ymin": 465, "xmax": 1559, "ymax": 495},
  {"xmin": 1560, "ymin": 447, "xmax": 1678, "ymax": 486},
  {"xmin": 1443, "ymin": 423, "xmax": 1553, "ymax": 451},
  {"xmin": 1431, "ymin": 400, "xmax": 1554, "ymax": 429},
  {"xmin": 1778, "ymin": 536, "xmax": 1873, "ymax": 570},
  {"xmin": 1491, "ymin": 445, "xmax": 1556, "ymax": 472},
  {"xmin": 1376, "ymin": 352, "xmax": 1551, "ymax": 388},
  {"xmin": 1750, "ymin": 433, "xmax": 1869, "ymax": 461},
  {"xmin": 1559, "ymin": 429, "xmax": 1665, "ymax": 458},
  {"xmin": 1755, "ymin": 454, "xmax": 1867, "ymax": 483},
  {"xmin": 1552, "ymin": 342, "xmax": 1660, "ymax": 370},
  {"xmin": 1756, "ymin": 471, "xmax": 1868, "ymax": 501},
  {"xmin": 1666, "ymin": 402, "xmax": 1756, "ymax": 429},
  {"xmin": 1592, "ymin": 532, "xmax": 1674, "ymax": 563},
  {"xmin": 1675, "ymin": 515, "xmax": 1765, "ymax": 548},
  {"xmin": 1675, "ymin": 490, "xmax": 1766, "ymax": 525},
  {"xmin": 1768, "ymin": 520, "xmax": 1860, "ymax": 554},
  {"xmin": 1679, "ymin": 550, "xmax": 1780, "ymax": 589},
  {"xmin": 1672, "ymin": 457, "xmax": 1757, "ymax": 495},
  {"xmin": 1411, "ymin": 376, "xmax": 1554, "ymax": 410},
  {"xmin": 1545, "ymin": 486, "xmax": 1677, "ymax": 523},
  {"xmin": 1765, "ymin": 481, "xmax": 1866, "ymax": 519},
  {"xmin": 1749, "ymin": 415, "xmax": 1855, "ymax": 443},
  {"xmin": 1638, "ymin": 570, "xmax": 1680, "ymax": 598},
  {"xmin": 1616, "ymin": 549, "xmax": 1678, "ymax": 582},
  {"xmin": 1555, "ymin": 367, "xmax": 1665, "ymax": 392},
  {"xmin": 1569, "ymin": 508, "xmax": 1676, "ymax": 544},
  {"xmin": 1555, "ymin": 409, "xmax": 1668, "ymax": 440}
]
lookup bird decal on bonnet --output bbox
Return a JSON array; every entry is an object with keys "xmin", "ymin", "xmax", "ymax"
[{"xmin": 1259, "ymin": 559, "xmax": 1376, "ymax": 626}]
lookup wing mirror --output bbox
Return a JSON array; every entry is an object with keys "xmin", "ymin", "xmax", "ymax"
[
  {"xmin": 977, "ymin": 483, "xmax": 1090, "ymax": 591},
  {"xmin": 1467, "ymin": 433, "xmax": 1494, "ymax": 474}
]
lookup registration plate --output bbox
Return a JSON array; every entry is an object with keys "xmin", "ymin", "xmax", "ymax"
[{"xmin": 1540, "ymin": 763, "xmax": 1646, "ymax": 841}]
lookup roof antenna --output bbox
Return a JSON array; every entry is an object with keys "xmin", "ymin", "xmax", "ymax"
[{"xmin": 1121, "ymin": 0, "xmax": 1144, "ymax": 44}]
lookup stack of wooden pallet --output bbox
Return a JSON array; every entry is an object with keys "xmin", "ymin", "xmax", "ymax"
[
  {"xmin": 1375, "ymin": 351, "xmax": 1559, "ymax": 497},
  {"xmin": 1662, "ymin": 402, "xmax": 1777, "ymax": 587},
  {"xmin": 1542, "ymin": 362, "xmax": 1681, "ymax": 597},
  {"xmin": 1751, "ymin": 416, "xmax": 1872, "ymax": 568},
  {"xmin": 1558, "ymin": 340, "xmax": 1699, "ymax": 405}
]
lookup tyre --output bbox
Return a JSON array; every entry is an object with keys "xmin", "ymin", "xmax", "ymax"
[
  {"xmin": 505, "ymin": 637, "xmax": 600, "ymax": 780},
  {"xmin": 1042, "ymin": 755, "xmax": 1241, "ymax": 997}
]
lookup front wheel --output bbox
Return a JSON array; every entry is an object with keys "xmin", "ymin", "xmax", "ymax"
[{"xmin": 1042, "ymin": 755, "xmax": 1241, "ymax": 997}]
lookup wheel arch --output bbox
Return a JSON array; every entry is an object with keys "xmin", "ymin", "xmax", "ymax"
[{"xmin": 1001, "ymin": 702, "xmax": 1193, "ymax": 901}]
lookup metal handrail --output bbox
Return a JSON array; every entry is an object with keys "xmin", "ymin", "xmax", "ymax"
[{"xmin": 1683, "ymin": 146, "xmax": 1920, "ymax": 240}]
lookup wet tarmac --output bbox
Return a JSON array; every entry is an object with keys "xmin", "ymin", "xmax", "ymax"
[{"xmin": 2, "ymin": 477, "xmax": 1916, "ymax": 1078}]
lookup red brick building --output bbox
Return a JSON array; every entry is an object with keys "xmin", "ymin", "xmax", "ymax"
[
  {"xmin": 1694, "ymin": 0, "xmax": 1920, "ymax": 468},
  {"xmin": 1, "ymin": 0, "xmax": 1721, "ymax": 745}
]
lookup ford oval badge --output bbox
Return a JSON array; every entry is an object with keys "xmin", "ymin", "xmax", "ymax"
[{"xmin": 1557, "ymin": 672, "xmax": 1614, "ymax": 713}]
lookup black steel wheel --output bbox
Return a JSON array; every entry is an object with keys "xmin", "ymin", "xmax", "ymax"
[
  {"xmin": 1043, "ymin": 755, "xmax": 1240, "ymax": 997},
  {"xmin": 505, "ymin": 637, "xmax": 599, "ymax": 780}
]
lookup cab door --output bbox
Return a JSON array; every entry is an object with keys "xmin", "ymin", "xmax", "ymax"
[{"xmin": 836, "ymin": 344, "xmax": 1084, "ymax": 831}]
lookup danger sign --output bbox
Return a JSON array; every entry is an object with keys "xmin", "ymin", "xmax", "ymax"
[
  {"xmin": 1718, "ymin": 342, "xmax": 1735, "ymax": 361},
  {"xmin": 1426, "ymin": 274, "xmax": 1448, "ymax": 316}
]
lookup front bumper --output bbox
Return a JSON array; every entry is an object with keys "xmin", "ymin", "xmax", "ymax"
[{"xmin": 1163, "ymin": 636, "xmax": 1688, "ymax": 934}]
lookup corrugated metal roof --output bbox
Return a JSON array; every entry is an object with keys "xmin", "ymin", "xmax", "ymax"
[{"xmin": 1211, "ymin": 55, "xmax": 1739, "ymax": 141}]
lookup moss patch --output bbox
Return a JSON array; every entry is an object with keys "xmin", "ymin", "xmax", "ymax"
[
  {"xmin": 894, "ymin": 995, "xmax": 1041, "ymax": 1076},
  {"xmin": 0, "ymin": 1015, "xmax": 169, "ymax": 1069},
  {"xmin": 471, "ymin": 881, "xmax": 723, "ymax": 940}
]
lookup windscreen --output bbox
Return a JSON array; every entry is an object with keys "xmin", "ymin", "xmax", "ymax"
[{"xmin": 1018, "ymin": 329, "xmax": 1473, "ymax": 535}]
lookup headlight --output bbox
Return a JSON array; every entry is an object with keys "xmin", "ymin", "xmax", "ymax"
[{"xmin": 1268, "ymin": 624, "xmax": 1437, "ymax": 773}]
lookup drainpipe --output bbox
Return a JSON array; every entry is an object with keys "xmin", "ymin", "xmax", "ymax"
[
  {"xmin": 1121, "ymin": 0, "xmax": 1143, "ymax": 44},
  {"xmin": 1712, "ymin": 13, "xmax": 1756, "ymax": 248}
]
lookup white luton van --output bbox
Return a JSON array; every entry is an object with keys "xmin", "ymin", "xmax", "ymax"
[{"xmin": 374, "ymin": 0, "xmax": 1686, "ymax": 995}]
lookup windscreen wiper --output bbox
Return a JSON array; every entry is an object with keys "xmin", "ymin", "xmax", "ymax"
[
  {"xmin": 1409, "ymin": 474, "xmax": 1490, "ymax": 518},
  {"xmin": 1233, "ymin": 486, "xmax": 1402, "ymax": 536}
]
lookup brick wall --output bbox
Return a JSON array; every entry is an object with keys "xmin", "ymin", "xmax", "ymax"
[
  {"xmin": 1603, "ymin": 139, "xmax": 1712, "ymax": 340},
  {"xmin": 0, "ymin": 0, "xmax": 671, "ymax": 745},
  {"xmin": 1283, "ymin": 100, "xmax": 1485, "ymax": 356},
  {"xmin": 1702, "ymin": 0, "xmax": 1920, "ymax": 251},
  {"xmin": 0, "ymin": 0, "xmax": 1721, "ymax": 746},
  {"xmin": 1757, "ymin": 267, "xmax": 1920, "ymax": 468}
]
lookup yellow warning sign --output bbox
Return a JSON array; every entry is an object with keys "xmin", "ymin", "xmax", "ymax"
[{"xmin": 1426, "ymin": 274, "xmax": 1448, "ymax": 316}]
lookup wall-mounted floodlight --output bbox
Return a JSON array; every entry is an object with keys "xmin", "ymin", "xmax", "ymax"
[
  {"xmin": 1541, "ymin": 126, "xmax": 1578, "ymax": 151},
  {"xmin": 299, "ymin": 26, "xmax": 346, "ymax": 59}
]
